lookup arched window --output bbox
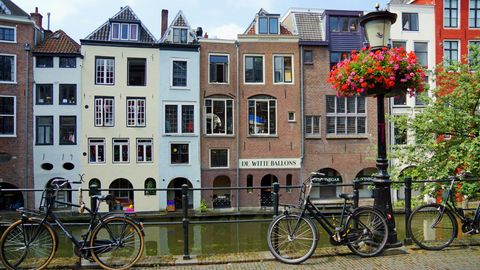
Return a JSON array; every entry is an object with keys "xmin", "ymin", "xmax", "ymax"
[
  {"xmin": 248, "ymin": 95, "xmax": 276, "ymax": 135},
  {"xmin": 247, "ymin": 174, "xmax": 253, "ymax": 193},
  {"xmin": 144, "ymin": 178, "xmax": 156, "ymax": 196},
  {"xmin": 89, "ymin": 178, "xmax": 101, "ymax": 189}
]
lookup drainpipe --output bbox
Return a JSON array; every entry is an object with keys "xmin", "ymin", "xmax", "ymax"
[
  {"xmin": 24, "ymin": 43, "xmax": 31, "ymax": 206},
  {"xmin": 300, "ymin": 45, "xmax": 305, "ymax": 181},
  {"xmin": 235, "ymin": 40, "xmax": 240, "ymax": 211}
]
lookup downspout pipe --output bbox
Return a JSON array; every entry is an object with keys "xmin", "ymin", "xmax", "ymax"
[
  {"xmin": 300, "ymin": 45, "xmax": 305, "ymax": 181},
  {"xmin": 24, "ymin": 43, "xmax": 31, "ymax": 207},
  {"xmin": 235, "ymin": 40, "xmax": 240, "ymax": 211}
]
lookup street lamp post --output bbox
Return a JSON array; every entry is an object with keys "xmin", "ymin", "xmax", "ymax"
[{"xmin": 360, "ymin": 5, "xmax": 402, "ymax": 247}]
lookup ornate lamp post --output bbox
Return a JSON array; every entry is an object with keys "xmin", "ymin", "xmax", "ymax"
[{"xmin": 360, "ymin": 6, "xmax": 402, "ymax": 247}]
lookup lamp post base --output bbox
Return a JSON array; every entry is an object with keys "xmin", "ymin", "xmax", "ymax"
[{"xmin": 373, "ymin": 180, "xmax": 402, "ymax": 248}]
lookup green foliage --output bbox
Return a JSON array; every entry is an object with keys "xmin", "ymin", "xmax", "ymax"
[
  {"xmin": 459, "ymin": 182, "xmax": 480, "ymax": 200},
  {"xmin": 199, "ymin": 199, "xmax": 208, "ymax": 212}
]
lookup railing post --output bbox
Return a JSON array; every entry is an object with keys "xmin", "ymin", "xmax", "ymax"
[
  {"xmin": 181, "ymin": 184, "xmax": 190, "ymax": 260},
  {"xmin": 353, "ymin": 180, "xmax": 360, "ymax": 209},
  {"xmin": 404, "ymin": 177, "xmax": 412, "ymax": 245},
  {"xmin": 89, "ymin": 183, "xmax": 99, "ymax": 213},
  {"xmin": 272, "ymin": 182, "xmax": 280, "ymax": 217}
]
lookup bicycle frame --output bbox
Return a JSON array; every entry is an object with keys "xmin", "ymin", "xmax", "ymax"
[{"xmin": 440, "ymin": 178, "xmax": 480, "ymax": 226}]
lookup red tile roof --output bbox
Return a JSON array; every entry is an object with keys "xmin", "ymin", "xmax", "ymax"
[{"xmin": 33, "ymin": 30, "xmax": 81, "ymax": 55}]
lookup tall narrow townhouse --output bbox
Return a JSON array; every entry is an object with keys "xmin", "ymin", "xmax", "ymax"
[
  {"xmin": 199, "ymin": 35, "xmax": 239, "ymax": 209},
  {"xmin": 32, "ymin": 30, "xmax": 83, "ymax": 208},
  {"xmin": 237, "ymin": 9, "xmax": 301, "ymax": 208},
  {"xmin": 0, "ymin": 1, "xmax": 42, "ymax": 209},
  {"xmin": 80, "ymin": 6, "xmax": 160, "ymax": 211},
  {"xmin": 283, "ymin": 9, "xmax": 378, "ymax": 201},
  {"xmin": 158, "ymin": 10, "xmax": 201, "ymax": 210}
]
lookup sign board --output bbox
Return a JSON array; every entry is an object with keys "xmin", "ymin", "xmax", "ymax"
[
  {"xmin": 312, "ymin": 176, "xmax": 342, "ymax": 184},
  {"xmin": 239, "ymin": 158, "xmax": 301, "ymax": 169}
]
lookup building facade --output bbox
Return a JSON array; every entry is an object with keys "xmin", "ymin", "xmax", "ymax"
[
  {"xmin": 80, "ymin": 6, "xmax": 160, "ymax": 211},
  {"xmin": 32, "ymin": 29, "xmax": 82, "ymax": 208}
]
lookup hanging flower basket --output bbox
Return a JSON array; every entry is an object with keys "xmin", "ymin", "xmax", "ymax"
[{"xmin": 327, "ymin": 47, "xmax": 427, "ymax": 97}]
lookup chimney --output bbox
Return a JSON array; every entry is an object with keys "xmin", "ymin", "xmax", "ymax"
[
  {"xmin": 196, "ymin": 27, "xmax": 203, "ymax": 37},
  {"xmin": 203, "ymin": 32, "xmax": 208, "ymax": 39},
  {"xmin": 30, "ymin": 7, "xmax": 43, "ymax": 29},
  {"xmin": 161, "ymin": 9, "xmax": 168, "ymax": 38}
]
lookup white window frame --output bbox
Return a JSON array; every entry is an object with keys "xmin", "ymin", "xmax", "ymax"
[
  {"xmin": 170, "ymin": 58, "xmax": 189, "ymax": 89},
  {"xmin": 95, "ymin": 57, "xmax": 115, "ymax": 85},
  {"xmin": 94, "ymin": 97, "xmax": 115, "ymax": 127},
  {"xmin": 470, "ymin": 0, "xmax": 480, "ymax": 28},
  {"xmin": 209, "ymin": 148, "xmax": 229, "ymax": 169},
  {"xmin": 163, "ymin": 102, "xmax": 196, "ymax": 135},
  {"xmin": 111, "ymin": 23, "xmax": 120, "ymax": 40},
  {"xmin": 273, "ymin": 55, "xmax": 294, "ymax": 84},
  {"xmin": 288, "ymin": 111, "xmax": 296, "ymax": 122},
  {"xmin": 248, "ymin": 97, "xmax": 277, "ymax": 136},
  {"xmin": 305, "ymin": 115, "xmax": 321, "ymax": 138},
  {"xmin": 88, "ymin": 138, "xmax": 106, "ymax": 164},
  {"xmin": 443, "ymin": 39, "xmax": 460, "ymax": 65},
  {"xmin": 243, "ymin": 54, "xmax": 265, "ymax": 85},
  {"xmin": 172, "ymin": 27, "xmax": 188, "ymax": 43},
  {"xmin": 204, "ymin": 97, "xmax": 234, "ymax": 136},
  {"xmin": 112, "ymin": 138, "xmax": 129, "ymax": 163},
  {"xmin": 137, "ymin": 138, "xmax": 153, "ymax": 163},
  {"xmin": 0, "ymin": 95, "xmax": 15, "ymax": 137},
  {"xmin": 326, "ymin": 96, "xmax": 367, "ymax": 136},
  {"xmin": 170, "ymin": 142, "xmax": 190, "ymax": 165},
  {"xmin": 0, "ymin": 53, "xmax": 16, "ymax": 84},
  {"xmin": 126, "ymin": 98, "xmax": 146, "ymax": 127},
  {"xmin": 208, "ymin": 53, "xmax": 230, "ymax": 84},
  {"xmin": 0, "ymin": 25, "xmax": 16, "ymax": 43}
]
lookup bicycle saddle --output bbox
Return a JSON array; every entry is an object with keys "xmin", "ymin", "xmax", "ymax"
[{"xmin": 339, "ymin": 193, "xmax": 357, "ymax": 200}]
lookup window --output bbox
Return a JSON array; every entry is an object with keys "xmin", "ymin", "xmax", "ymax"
[
  {"xmin": 470, "ymin": 0, "xmax": 480, "ymax": 27},
  {"xmin": 173, "ymin": 28, "xmax": 188, "ymax": 43},
  {"xmin": 394, "ymin": 122, "xmax": 407, "ymax": 145},
  {"xmin": 329, "ymin": 16, "xmax": 359, "ymax": 32},
  {"xmin": 111, "ymin": 23, "xmax": 138, "ymax": 41},
  {"xmin": 274, "ymin": 56, "xmax": 293, "ymax": 83},
  {"xmin": 88, "ymin": 139, "xmax": 105, "ymax": 163},
  {"xmin": 36, "ymin": 56, "xmax": 53, "ymax": 68},
  {"xmin": 326, "ymin": 95, "xmax": 366, "ymax": 135},
  {"xmin": 137, "ymin": 138, "xmax": 153, "ymax": 162},
  {"xmin": 0, "ymin": 96, "xmax": 15, "ymax": 136},
  {"xmin": 59, "ymin": 57, "xmax": 76, "ymax": 68},
  {"xmin": 113, "ymin": 138, "xmax": 129, "ymax": 163},
  {"xmin": 210, "ymin": 149, "xmax": 229, "ymax": 168},
  {"xmin": 144, "ymin": 178, "xmax": 156, "ymax": 195},
  {"xmin": 127, "ymin": 98, "xmax": 146, "ymax": 127},
  {"xmin": 245, "ymin": 55, "xmax": 264, "ymax": 83},
  {"xmin": 305, "ymin": 115, "xmax": 320, "ymax": 137},
  {"xmin": 209, "ymin": 54, "xmax": 229, "ymax": 83},
  {"xmin": 415, "ymin": 77, "xmax": 428, "ymax": 106},
  {"xmin": 128, "ymin": 58, "xmax": 146, "ymax": 86},
  {"xmin": 36, "ymin": 84, "xmax": 53, "ymax": 105},
  {"xmin": 95, "ymin": 57, "xmax": 114, "ymax": 85},
  {"xmin": 444, "ymin": 0, "xmax": 459, "ymax": 28},
  {"xmin": 204, "ymin": 97, "xmax": 233, "ymax": 135},
  {"xmin": 0, "ymin": 26, "xmax": 15, "ymax": 42},
  {"xmin": 247, "ymin": 175, "xmax": 253, "ymax": 193},
  {"xmin": 288, "ymin": 112, "xmax": 295, "ymax": 122},
  {"xmin": 468, "ymin": 41, "xmax": 480, "ymax": 65},
  {"xmin": 304, "ymin": 50, "xmax": 313, "ymax": 64},
  {"xmin": 257, "ymin": 17, "xmax": 278, "ymax": 34},
  {"xmin": 259, "ymin": 17, "xmax": 268, "ymax": 34},
  {"xmin": 286, "ymin": 174, "xmax": 292, "ymax": 193},
  {"xmin": 402, "ymin": 13, "xmax": 419, "ymax": 31},
  {"xmin": 0, "ymin": 54, "xmax": 15, "ymax": 82},
  {"xmin": 444, "ymin": 40, "xmax": 459, "ymax": 65},
  {"xmin": 35, "ymin": 116, "xmax": 53, "ymax": 145},
  {"xmin": 392, "ymin": 41, "xmax": 407, "ymax": 49},
  {"xmin": 59, "ymin": 84, "xmax": 76, "ymax": 105},
  {"xmin": 248, "ymin": 95, "xmax": 276, "ymax": 135},
  {"xmin": 94, "ymin": 97, "xmax": 114, "ymax": 127},
  {"xmin": 171, "ymin": 143, "xmax": 189, "ymax": 164},
  {"xmin": 164, "ymin": 104, "xmax": 195, "ymax": 134},
  {"xmin": 330, "ymin": 52, "xmax": 349, "ymax": 69},
  {"xmin": 59, "ymin": 116, "xmax": 76, "ymax": 145},
  {"xmin": 269, "ymin": 17, "xmax": 279, "ymax": 34},
  {"xmin": 393, "ymin": 95, "xmax": 407, "ymax": 106},
  {"xmin": 414, "ymin": 42, "xmax": 428, "ymax": 67},
  {"xmin": 172, "ymin": 60, "xmax": 187, "ymax": 87}
]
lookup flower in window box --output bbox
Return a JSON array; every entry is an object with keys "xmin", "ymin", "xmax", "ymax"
[{"xmin": 327, "ymin": 47, "xmax": 427, "ymax": 97}]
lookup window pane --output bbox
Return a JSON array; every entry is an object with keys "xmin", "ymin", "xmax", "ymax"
[
  {"xmin": 182, "ymin": 105, "xmax": 194, "ymax": 133},
  {"xmin": 326, "ymin": 117, "xmax": 335, "ymax": 134},
  {"xmin": 284, "ymin": 57, "xmax": 292, "ymax": 82},
  {"xmin": 128, "ymin": 58, "xmax": 146, "ymax": 86},
  {"xmin": 357, "ymin": 117, "xmax": 366, "ymax": 133},
  {"xmin": 121, "ymin": 24, "xmax": 129, "ymax": 39},
  {"xmin": 36, "ymin": 116, "xmax": 53, "ymax": 145},
  {"xmin": 36, "ymin": 84, "xmax": 53, "ymax": 105},
  {"xmin": 0, "ymin": 27, "xmax": 15, "ymax": 41},
  {"xmin": 347, "ymin": 117, "xmax": 356, "ymax": 134},
  {"xmin": 259, "ymin": 17, "xmax": 268, "ymax": 34},
  {"xmin": 337, "ymin": 117, "xmax": 346, "ymax": 134},
  {"xmin": 130, "ymin": 24, "xmax": 138, "ymax": 40},
  {"xmin": 212, "ymin": 100, "xmax": 226, "ymax": 134},
  {"xmin": 36, "ymin": 56, "xmax": 53, "ymax": 68},
  {"xmin": 165, "ymin": 105, "xmax": 178, "ymax": 133},
  {"xmin": 269, "ymin": 18, "xmax": 278, "ymax": 34},
  {"xmin": 59, "ymin": 57, "xmax": 76, "ymax": 68},
  {"xmin": 357, "ymin": 97, "xmax": 366, "ymax": 113},
  {"xmin": 336, "ymin": 97, "xmax": 345, "ymax": 113},
  {"xmin": 304, "ymin": 50, "xmax": 313, "ymax": 63},
  {"xmin": 0, "ymin": 55, "xmax": 14, "ymax": 82},
  {"xmin": 274, "ymin": 56, "xmax": 283, "ymax": 82},
  {"xmin": 211, "ymin": 149, "xmax": 228, "ymax": 167},
  {"xmin": 59, "ymin": 116, "xmax": 76, "ymax": 145},
  {"xmin": 112, "ymin": 23, "xmax": 119, "ymax": 39},
  {"xmin": 173, "ymin": 60, "xmax": 187, "ymax": 87},
  {"xmin": 59, "ymin": 84, "xmax": 76, "ymax": 104},
  {"xmin": 171, "ymin": 144, "xmax": 189, "ymax": 164},
  {"xmin": 326, "ymin": 96, "xmax": 335, "ymax": 113},
  {"xmin": 347, "ymin": 97, "xmax": 355, "ymax": 113}
]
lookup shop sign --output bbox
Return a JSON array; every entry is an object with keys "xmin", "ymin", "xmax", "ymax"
[
  {"xmin": 239, "ymin": 158, "xmax": 301, "ymax": 169},
  {"xmin": 312, "ymin": 176, "xmax": 341, "ymax": 184}
]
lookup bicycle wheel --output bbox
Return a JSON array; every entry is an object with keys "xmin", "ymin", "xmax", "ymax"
[
  {"xmin": 267, "ymin": 213, "xmax": 318, "ymax": 264},
  {"xmin": 345, "ymin": 208, "xmax": 388, "ymax": 257},
  {"xmin": 0, "ymin": 219, "xmax": 57, "ymax": 270},
  {"xmin": 90, "ymin": 217, "xmax": 144, "ymax": 270},
  {"xmin": 408, "ymin": 203, "xmax": 457, "ymax": 250}
]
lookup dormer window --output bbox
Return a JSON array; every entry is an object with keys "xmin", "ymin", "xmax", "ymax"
[
  {"xmin": 258, "ymin": 16, "xmax": 279, "ymax": 34},
  {"xmin": 111, "ymin": 23, "xmax": 138, "ymax": 41},
  {"xmin": 173, "ymin": 28, "xmax": 188, "ymax": 43}
]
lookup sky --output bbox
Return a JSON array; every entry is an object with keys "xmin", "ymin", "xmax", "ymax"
[{"xmin": 14, "ymin": 0, "xmax": 391, "ymax": 42}]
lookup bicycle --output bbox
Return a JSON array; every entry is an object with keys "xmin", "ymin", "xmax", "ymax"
[
  {"xmin": 0, "ymin": 177, "xmax": 145, "ymax": 270},
  {"xmin": 267, "ymin": 173, "xmax": 388, "ymax": 264},
  {"xmin": 407, "ymin": 175, "xmax": 480, "ymax": 250}
]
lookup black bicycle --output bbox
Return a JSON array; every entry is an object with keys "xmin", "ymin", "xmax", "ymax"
[
  {"xmin": 407, "ymin": 176, "xmax": 480, "ymax": 250},
  {"xmin": 267, "ymin": 173, "xmax": 388, "ymax": 264},
  {"xmin": 0, "ymin": 177, "xmax": 145, "ymax": 270}
]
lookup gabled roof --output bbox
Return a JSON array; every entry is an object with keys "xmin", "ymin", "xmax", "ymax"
[
  {"xmin": 160, "ymin": 10, "xmax": 196, "ymax": 43},
  {"xmin": 83, "ymin": 6, "xmax": 156, "ymax": 44},
  {"xmin": 243, "ymin": 8, "xmax": 292, "ymax": 35},
  {"xmin": 0, "ymin": 0, "xmax": 29, "ymax": 17},
  {"xmin": 33, "ymin": 30, "xmax": 81, "ymax": 55},
  {"xmin": 294, "ymin": 12, "xmax": 325, "ymax": 41}
]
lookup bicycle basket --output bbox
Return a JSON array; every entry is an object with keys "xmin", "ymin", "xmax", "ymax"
[{"xmin": 298, "ymin": 177, "xmax": 313, "ymax": 205}]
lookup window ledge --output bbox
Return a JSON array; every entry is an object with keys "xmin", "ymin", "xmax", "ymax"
[
  {"xmin": 0, "ymin": 81, "xmax": 17, "ymax": 85},
  {"xmin": 247, "ymin": 135, "xmax": 279, "ymax": 138},
  {"xmin": 305, "ymin": 136, "xmax": 322, "ymax": 139},
  {"xmin": 170, "ymin": 86, "xmax": 189, "ymax": 90},
  {"xmin": 326, "ymin": 134, "xmax": 369, "ymax": 139},
  {"xmin": 304, "ymin": 62, "xmax": 313, "ymax": 65},
  {"xmin": 208, "ymin": 82, "xmax": 230, "ymax": 85},
  {"xmin": 243, "ymin": 82, "xmax": 265, "ymax": 85},
  {"xmin": 163, "ymin": 133, "xmax": 198, "ymax": 137},
  {"xmin": 205, "ymin": 134, "xmax": 235, "ymax": 138}
]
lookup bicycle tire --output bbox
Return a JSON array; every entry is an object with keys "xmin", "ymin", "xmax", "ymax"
[
  {"xmin": 345, "ymin": 207, "xmax": 388, "ymax": 257},
  {"xmin": 89, "ymin": 216, "xmax": 144, "ymax": 270},
  {"xmin": 407, "ymin": 203, "xmax": 457, "ymax": 250},
  {"xmin": 267, "ymin": 213, "xmax": 318, "ymax": 264},
  {"xmin": 0, "ymin": 218, "xmax": 57, "ymax": 270}
]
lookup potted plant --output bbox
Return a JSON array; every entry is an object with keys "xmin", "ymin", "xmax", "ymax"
[{"xmin": 327, "ymin": 47, "xmax": 427, "ymax": 97}]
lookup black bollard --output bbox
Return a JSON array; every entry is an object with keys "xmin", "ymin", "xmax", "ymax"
[
  {"xmin": 404, "ymin": 177, "xmax": 412, "ymax": 245},
  {"xmin": 272, "ymin": 182, "xmax": 280, "ymax": 217},
  {"xmin": 181, "ymin": 184, "xmax": 190, "ymax": 260},
  {"xmin": 353, "ymin": 180, "xmax": 360, "ymax": 209}
]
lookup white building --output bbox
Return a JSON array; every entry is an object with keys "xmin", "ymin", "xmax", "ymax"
[{"xmin": 32, "ymin": 30, "xmax": 82, "ymax": 207}]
